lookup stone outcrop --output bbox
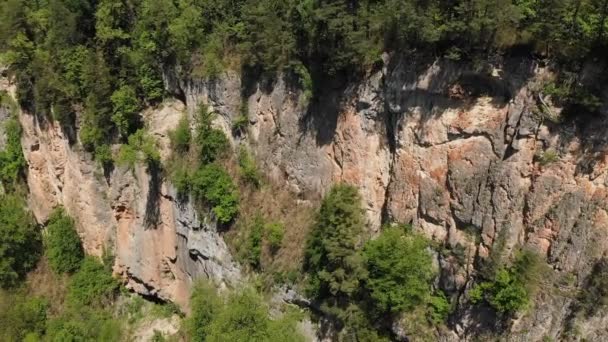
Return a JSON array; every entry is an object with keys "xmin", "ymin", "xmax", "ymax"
[
  {"xmin": 187, "ymin": 56, "xmax": 608, "ymax": 340},
  {"xmin": 4, "ymin": 53, "xmax": 608, "ymax": 340},
  {"xmin": 11, "ymin": 95, "xmax": 240, "ymax": 307}
]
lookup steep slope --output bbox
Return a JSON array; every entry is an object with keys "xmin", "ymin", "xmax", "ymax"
[{"xmin": 4, "ymin": 54, "xmax": 608, "ymax": 339}]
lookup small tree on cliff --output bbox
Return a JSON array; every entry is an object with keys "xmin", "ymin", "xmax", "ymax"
[
  {"xmin": 0, "ymin": 194, "xmax": 42, "ymax": 288},
  {"xmin": 304, "ymin": 184, "xmax": 368, "ymax": 303},
  {"xmin": 45, "ymin": 207, "xmax": 84, "ymax": 274}
]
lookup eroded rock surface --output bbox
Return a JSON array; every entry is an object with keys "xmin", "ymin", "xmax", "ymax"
[{"xmin": 5, "ymin": 54, "xmax": 608, "ymax": 339}]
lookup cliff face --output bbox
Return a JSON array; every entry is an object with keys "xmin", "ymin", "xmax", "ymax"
[{"xmin": 4, "ymin": 54, "xmax": 608, "ymax": 339}]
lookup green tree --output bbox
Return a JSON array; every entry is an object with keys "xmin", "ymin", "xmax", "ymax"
[
  {"xmin": 0, "ymin": 195, "xmax": 41, "ymax": 288},
  {"xmin": 305, "ymin": 184, "xmax": 367, "ymax": 301},
  {"xmin": 363, "ymin": 226, "xmax": 434, "ymax": 314},
  {"xmin": 45, "ymin": 207, "xmax": 84, "ymax": 274},
  {"xmin": 190, "ymin": 164, "xmax": 239, "ymax": 224},
  {"xmin": 195, "ymin": 106, "xmax": 229, "ymax": 164},
  {"xmin": 67, "ymin": 257, "xmax": 118, "ymax": 307},
  {"xmin": 169, "ymin": 114, "xmax": 191, "ymax": 155},
  {"xmin": 0, "ymin": 290, "xmax": 48, "ymax": 341},
  {"xmin": 111, "ymin": 85, "xmax": 140, "ymax": 138},
  {"xmin": 186, "ymin": 281, "xmax": 221, "ymax": 342}
]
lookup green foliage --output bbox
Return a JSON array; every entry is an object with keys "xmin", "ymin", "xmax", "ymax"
[
  {"xmin": 0, "ymin": 290, "xmax": 48, "ymax": 341},
  {"xmin": 45, "ymin": 207, "xmax": 84, "ymax": 274},
  {"xmin": 67, "ymin": 257, "xmax": 119, "ymax": 307},
  {"xmin": 471, "ymin": 250, "xmax": 545, "ymax": 315},
  {"xmin": 191, "ymin": 164, "xmax": 239, "ymax": 224},
  {"xmin": 195, "ymin": 106, "xmax": 229, "ymax": 164},
  {"xmin": 265, "ymin": 222, "xmax": 285, "ymax": 252},
  {"xmin": 427, "ymin": 292, "xmax": 451, "ymax": 325},
  {"xmin": 186, "ymin": 281, "xmax": 222, "ymax": 342},
  {"xmin": 111, "ymin": 85, "xmax": 141, "ymax": 138},
  {"xmin": 187, "ymin": 281, "xmax": 304, "ymax": 342},
  {"xmin": 363, "ymin": 225, "xmax": 434, "ymax": 314},
  {"xmin": 0, "ymin": 194, "xmax": 41, "ymax": 288},
  {"xmin": 169, "ymin": 114, "xmax": 191, "ymax": 155},
  {"xmin": 46, "ymin": 305, "xmax": 123, "ymax": 342},
  {"xmin": 116, "ymin": 129, "xmax": 160, "ymax": 169},
  {"xmin": 305, "ymin": 184, "xmax": 367, "ymax": 300},
  {"xmin": 238, "ymin": 148, "xmax": 261, "ymax": 187},
  {"xmin": 0, "ymin": 116, "xmax": 26, "ymax": 190},
  {"xmin": 244, "ymin": 215, "xmax": 265, "ymax": 269}
]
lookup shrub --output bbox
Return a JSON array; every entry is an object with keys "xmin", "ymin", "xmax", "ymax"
[
  {"xmin": 206, "ymin": 288, "xmax": 304, "ymax": 342},
  {"xmin": 538, "ymin": 149, "xmax": 559, "ymax": 166},
  {"xmin": 187, "ymin": 281, "xmax": 222, "ymax": 342},
  {"xmin": 195, "ymin": 106, "xmax": 229, "ymax": 164},
  {"xmin": 111, "ymin": 85, "xmax": 141, "ymax": 138},
  {"xmin": 169, "ymin": 114, "xmax": 191, "ymax": 154},
  {"xmin": 363, "ymin": 226, "xmax": 434, "ymax": 314},
  {"xmin": 0, "ymin": 118, "xmax": 26, "ymax": 190},
  {"xmin": 265, "ymin": 222, "xmax": 285, "ymax": 252},
  {"xmin": 471, "ymin": 268, "xmax": 529, "ymax": 314},
  {"xmin": 427, "ymin": 292, "xmax": 451, "ymax": 324},
  {"xmin": 191, "ymin": 164, "xmax": 239, "ymax": 224},
  {"xmin": 244, "ymin": 215, "xmax": 264, "ymax": 269},
  {"xmin": 116, "ymin": 129, "xmax": 160, "ymax": 169},
  {"xmin": 0, "ymin": 291, "xmax": 48, "ymax": 341},
  {"xmin": 45, "ymin": 207, "xmax": 84, "ymax": 274},
  {"xmin": 305, "ymin": 184, "xmax": 367, "ymax": 300},
  {"xmin": 238, "ymin": 148, "xmax": 261, "ymax": 187},
  {"xmin": 46, "ymin": 306, "xmax": 122, "ymax": 342},
  {"xmin": 471, "ymin": 249, "xmax": 545, "ymax": 315},
  {"xmin": 67, "ymin": 257, "xmax": 119, "ymax": 307},
  {"xmin": 0, "ymin": 194, "xmax": 42, "ymax": 288}
]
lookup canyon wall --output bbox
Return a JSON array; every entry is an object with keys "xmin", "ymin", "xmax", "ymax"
[{"xmin": 4, "ymin": 54, "xmax": 608, "ymax": 339}]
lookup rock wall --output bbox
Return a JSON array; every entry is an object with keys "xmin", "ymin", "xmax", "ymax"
[
  {"xmin": 4, "ymin": 53, "xmax": 608, "ymax": 339},
  {"xmin": 9, "ymin": 91, "xmax": 240, "ymax": 307},
  {"xmin": 191, "ymin": 56, "xmax": 608, "ymax": 340}
]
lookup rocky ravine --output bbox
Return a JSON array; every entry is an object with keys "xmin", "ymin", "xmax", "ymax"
[{"xmin": 4, "ymin": 54, "xmax": 608, "ymax": 340}]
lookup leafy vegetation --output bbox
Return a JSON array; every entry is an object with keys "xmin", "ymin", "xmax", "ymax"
[
  {"xmin": 0, "ymin": 117, "xmax": 26, "ymax": 189},
  {"xmin": 45, "ymin": 207, "xmax": 84, "ymax": 274},
  {"xmin": 191, "ymin": 164, "xmax": 239, "ymax": 224},
  {"xmin": 67, "ymin": 257, "xmax": 119, "ymax": 307},
  {"xmin": 186, "ymin": 281, "xmax": 304, "ymax": 342},
  {"xmin": 305, "ymin": 184, "xmax": 367, "ymax": 301},
  {"xmin": 0, "ymin": 194, "xmax": 41, "ymax": 288},
  {"xmin": 116, "ymin": 129, "xmax": 161, "ymax": 169},
  {"xmin": 238, "ymin": 148, "xmax": 261, "ymax": 187},
  {"xmin": 195, "ymin": 106, "xmax": 229, "ymax": 164},
  {"xmin": 470, "ymin": 250, "xmax": 545, "ymax": 315},
  {"xmin": 363, "ymin": 225, "xmax": 435, "ymax": 314}
]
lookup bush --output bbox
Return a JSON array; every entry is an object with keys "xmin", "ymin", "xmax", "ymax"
[
  {"xmin": 265, "ymin": 222, "xmax": 285, "ymax": 252},
  {"xmin": 363, "ymin": 225, "xmax": 435, "ymax": 314},
  {"xmin": 195, "ymin": 106, "xmax": 229, "ymax": 164},
  {"xmin": 190, "ymin": 164, "xmax": 239, "ymax": 224},
  {"xmin": 244, "ymin": 215, "xmax": 264, "ymax": 269},
  {"xmin": 0, "ymin": 194, "xmax": 42, "ymax": 288},
  {"xmin": 111, "ymin": 85, "xmax": 141, "ymax": 138},
  {"xmin": 305, "ymin": 184, "xmax": 367, "ymax": 300},
  {"xmin": 471, "ymin": 249, "xmax": 545, "ymax": 315},
  {"xmin": 116, "ymin": 129, "xmax": 160, "ymax": 169},
  {"xmin": 169, "ymin": 114, "xmax": 191, "ymax": 155},
  {"xmin": 187, "ymin": 281, "xmax": 304, "ymax": 342},
  {"xmin": 67, "ymin": 257, "xmax": 119, "ymax": 307},
  {"xmin": 186, "ymin": 281, "xmax": 222, "ymax": 342},
  {"xmin": 45, "ymin": 207, "xmax": 84, "ymax": 274},
  {"xmin": 46, "ymin": 306, "xmax": 122, "ymax": 342},
  {"xmin": 0, "ymin": 118, "xmax": 26, "ymax": 190},
  {"xmin": 0, "ymin": 290, "xmax": 48, "ymax": 341},
  {"xmin": 238, "ymin": 148, "xmax": 261, "ymax": 187}
]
